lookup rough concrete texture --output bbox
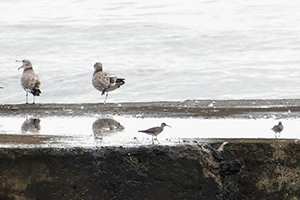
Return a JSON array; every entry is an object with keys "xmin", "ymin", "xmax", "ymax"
[
  {"xmin": 0, "ymin": 140, "xmax": 299, "ymax": 200},
  {"xmin": 1, "ymin": 99, "xmax": 300, "ymax": 118}
]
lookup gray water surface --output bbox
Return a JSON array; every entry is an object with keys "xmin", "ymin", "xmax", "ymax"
[{"xmin": 1, "ymin": 0, "xmax": 300, "ymax": 103}]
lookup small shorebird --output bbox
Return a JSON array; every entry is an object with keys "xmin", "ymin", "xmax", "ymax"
[
  {"xmin": 17, "ymin": 60, "xmax": 41, "ymax": 104},
  {"xmin": 92, "ymin": 62, "xmax": 125, "ymax": 104},
  {"xmin": 139, "ymin": 123, "xmax": 171, "ymax": 143},
  {"xmin": 271, "ymin": 122, "xmax": 283, "ymax": 138}
]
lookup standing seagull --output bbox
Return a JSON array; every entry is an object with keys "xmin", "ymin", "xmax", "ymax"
[
  {"xmin": 17, "ymin": 60, "xmax": 41, "ymax": 104},
  {"xmin": 139, "ymin": 123, "xmax": 171, "ymax": 143},
  {"xmin": 271, "ymin": 122, "xmax": 283, "ymax": 138},
  {"xmin": 92, "ymin": 62, "xmax": 125, "ymax": 103}
]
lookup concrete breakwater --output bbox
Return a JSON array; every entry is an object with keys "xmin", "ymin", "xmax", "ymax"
[
  {"xmin": 0, "ymin": 141, "xmax": 299, "ymax": 200},
  {"xmin": 0, "ymin": 100, "xmax": 299, "ymax": 199}
]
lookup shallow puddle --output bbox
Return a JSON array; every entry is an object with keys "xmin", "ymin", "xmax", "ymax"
[{"xmin": 0, "ymin": 116, "xmax": 299, "ymax": 148}]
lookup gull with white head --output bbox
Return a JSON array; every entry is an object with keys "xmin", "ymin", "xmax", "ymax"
[
  {"xmin": 92, "ymin": 62, "xmax": 125, "ymax": 103},
  {"xmin": 17, "ymin": 59, "xmax": 41, "ymax": 104}
]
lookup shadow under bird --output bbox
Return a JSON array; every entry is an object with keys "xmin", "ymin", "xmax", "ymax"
[
  {"xmin": 92, "ymin": 62, "xmax": 125, "ymax": 104},
  {"xmin": 271, "ymin": 122, "xmax": 283, "ymax": 138},
  {"xmin": 17, "ymin": 59, "xmax": 41, "ymax": 104},
  {"xmin": 139, "ymin": 123, "xmax": 171, "ymax": 143}
]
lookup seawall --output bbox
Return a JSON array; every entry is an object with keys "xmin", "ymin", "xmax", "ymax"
[{"xmin": 0, "ymin": 100, "xmax": 299, "ymax": 199}]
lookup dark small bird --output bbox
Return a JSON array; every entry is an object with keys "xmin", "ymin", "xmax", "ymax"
[
  {"xmin": 139, "ymin": 123, "xmax": 171, "ymax": 143},
  {"xmin": 271, "ymin": 122, "xmax": 283, "ymax": 138}
]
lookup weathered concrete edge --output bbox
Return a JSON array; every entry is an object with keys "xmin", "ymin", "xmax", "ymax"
[
  {"xmin": 1, "ymin": 99, "xmax": 300, "ymax": 118},
  {"xmin": 0, "ymin": 135, "xmax": 298, "ymax": 146},
  {"xmin": 0, "ymin": 141, "xmax": 299, "ymax": 200}
]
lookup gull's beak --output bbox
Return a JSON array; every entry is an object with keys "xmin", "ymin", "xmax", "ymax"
[
  {"xmin": 16, "ymin": 60, "xmax": 23, "ymax": 70},
  {"xmin": 166, "ymin": 124, "xmax": 171, "ymax": 128}
]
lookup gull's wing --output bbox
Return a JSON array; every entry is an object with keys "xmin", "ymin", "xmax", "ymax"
[
  {"xmin": 21, "ymin": 72, "xmax": 41, "ymax": 91},
  {"xmin": 92, "ymin": 72, "xmax": 111, "ymax": 91}
]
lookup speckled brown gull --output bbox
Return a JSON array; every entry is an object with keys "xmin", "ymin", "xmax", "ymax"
[
  {"xmin": 92, "ymin": 62, "xmax": 125, "ymax": 103},
  {"xmin": 139, "ymin": 123, "xmax": 171, "ymax": 143},
  {"xmin": 271, "ymin": 122, "xmax": 283, "ymax": 138},
  {"xmin": 17, "ymin": 59, "xmax": 41, "ymax": 104}
]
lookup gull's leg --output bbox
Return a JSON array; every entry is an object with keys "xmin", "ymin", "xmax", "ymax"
[
  {"xmin": 104, "ymin": 93, "xmax": 108, "ymax": 104},
  {"xmin": 33, "ymin": 95, "xmax": 35, "ymax": 104},
  {"xmin": 26, "ymin": 92, "xmax": 28, "ymax": 104}
]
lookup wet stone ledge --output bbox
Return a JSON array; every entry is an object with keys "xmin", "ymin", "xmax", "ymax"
[
  {"xmin": 0, "ymin": 140, "xmax": 299, "ymax": 200},
  {"xmin": 1, "ymin": 99, "xmax": 300, "ymax": 118}
]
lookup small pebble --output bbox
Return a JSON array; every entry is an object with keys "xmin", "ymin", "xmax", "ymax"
[{"xmin": 11, "ymin": 106, "xmax": 18, "ymax": 110}]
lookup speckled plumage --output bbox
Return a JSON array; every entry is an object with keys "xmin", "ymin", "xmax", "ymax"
[
  {"xmin": 92, "ymin": 62, "xmax": 125, "ymax": 103},
  {"xmin": 17, "ymin": 59, "xmax": 41, "ymax": 104},
  {"xmin": 21, "ymin": 118, "xmax": 41, "ymax": 133}
]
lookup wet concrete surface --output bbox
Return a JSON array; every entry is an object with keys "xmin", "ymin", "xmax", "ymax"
[
  {"xmin": 0, "ymin": 100, "xmax": 300, "ymax": 199},
  {"xmin": 1, "ymin": 99, "xmax": 300, "ymax": 118},
  {"xmin": 0, "ymin": 116, "xmax": 299, "ymax": 148},
  {"xmin": 0, "ymin": 134, "xmax": 50, "ymax": 145}
]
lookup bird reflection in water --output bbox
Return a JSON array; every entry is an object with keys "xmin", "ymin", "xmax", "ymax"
[
  {"xmin": 92, "ymin": 118, "xmax": 124, "ymax": 140},
  {"xmin": 21, "ymin": 118, "xmax": 41, "ymax": 133}
]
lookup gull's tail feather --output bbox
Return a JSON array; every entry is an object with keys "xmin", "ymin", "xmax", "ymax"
[
  {"xmin": 116, "ymin": 78, "xmax": 125, "ymax": 84},
  {"xmin": 114, "ymin": 78, "xmax": 125, "ymax": 89},
  {"xmin": 31, "ymin": 88, "xmax": 41, "ymax": 96}
]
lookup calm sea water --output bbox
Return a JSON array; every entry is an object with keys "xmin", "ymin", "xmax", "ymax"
[{"xmin": 0, "ymin": 0, "xmax": 300, "ymax": 104}]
